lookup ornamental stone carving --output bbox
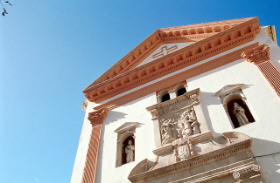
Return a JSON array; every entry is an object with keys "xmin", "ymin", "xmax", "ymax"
[
  {"xmin": 241, "ymin": 44, "xmax": 270, "ymax": 64},
  {"xmin": 232, "ymin": 164, "xmax": 261, "ymax": 182},
  {"xmin": 160, "ymin": 118, "xmax": 177, "ymax": 144},
  {"xmin": 147, "ymin": 88, "xmax": 201, "ymax": 145},
  {"xmin": 88, "ymin": 108, "xmax": 109, "ymax": 126},
  {"xmin": 128, "ymin": 132, "xmax": 263, "ymax": 183},
  {"xmin": 178, "ymin": 107, "xmax": 200, "ymax": 138}
]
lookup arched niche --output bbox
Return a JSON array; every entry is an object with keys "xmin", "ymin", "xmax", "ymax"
[
  {"xmin": 223, "ymin": 94, "xmax": 255, "ymax": 128},
  {"xmin": 115, "ymin": 122, "xmax": 139, "ymax": 167},
  {"xmin": 122, "ymin": 136, "xmax": 135, "ymax": 164}
]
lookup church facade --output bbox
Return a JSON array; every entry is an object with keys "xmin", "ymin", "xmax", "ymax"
[{"xmin": 71, "ymin": 17, "xmax": 280, "ymax": 183}]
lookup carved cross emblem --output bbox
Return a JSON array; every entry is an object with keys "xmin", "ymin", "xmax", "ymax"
[{"xmin": 152, "ymin": 45, "xmax": 178, "ymax": 59}]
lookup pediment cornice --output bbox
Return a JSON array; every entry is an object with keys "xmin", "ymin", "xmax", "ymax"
[
  {"xmin": 84, "ymin": 17, "xmax": 260, "ymax": 103},
  {"xmin": 85, "ymin": 18, "xmax": 258, "ymax": 89}
]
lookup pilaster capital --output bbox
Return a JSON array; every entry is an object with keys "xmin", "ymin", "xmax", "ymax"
[
  {"xmin": 241, "ymin": 44, "xmax": 270, "ymax": 64},
  {"xmin": 88, "ymin": 108, "xmax": 109, "ymax": 126}
]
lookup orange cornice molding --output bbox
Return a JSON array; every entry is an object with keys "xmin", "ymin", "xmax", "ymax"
[
  {"xmin": 86, "ymin": 17, "xmax": 258, "ymax": 88},
  {"xmin": 94, "ymin": 43, "xmax": 259, "ymax": 111},
  {"xmin": 84, "ymin": 17, "xmax": 260, "ymax": 103}
]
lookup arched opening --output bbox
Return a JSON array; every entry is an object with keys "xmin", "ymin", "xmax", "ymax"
[
  {"xmin": 122, "ymin": 136, "xmax": 135, "ymax": 165},
  {"xmin": 161, "ymin": 93, "xmax": 170, "ymax": 102},
  {"xmin": 225, "ymin": 96, "xmax": 255, "ymax": 128},
  {"xmin": 176, "ymin": 87, "xmax": 186, "ymax": 96}
]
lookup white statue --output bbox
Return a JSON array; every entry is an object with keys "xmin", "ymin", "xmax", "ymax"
[
  {"xmin": 125, "ymin": 140, "xmax": 135, "ymax": 163},
  {"xmin": 233, "ymin": 102, "xmax": 249, "ymax": 126}
]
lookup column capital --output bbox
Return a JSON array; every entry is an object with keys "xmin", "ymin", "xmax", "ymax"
[
  {"xmin": 241, "ymin": 44, "xmax": 270, "ymax": 64},
  {"xmin": 88, "ymin": 108, "xmax": 109, "ymax": 126}
]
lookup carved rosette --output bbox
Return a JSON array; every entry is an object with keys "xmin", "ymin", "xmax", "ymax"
[
  {"xmin": 241, "ymin": 44, "xmax": 270, "ymax": 64},
  {"xmin": 232, "ymin": 164, "xmax": 261, "ymax": 181},
  {"xmin": 88, "ymin": 108, "xmax": 109, "ymax": 126}
]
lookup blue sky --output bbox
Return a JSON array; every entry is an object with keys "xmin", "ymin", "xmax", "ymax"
[{"xmin": 0, "ymin": 0, "xmax": 280, "ymax": 182}]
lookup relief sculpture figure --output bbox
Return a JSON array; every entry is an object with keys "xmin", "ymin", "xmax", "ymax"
[
  {"xmin": 233, "ymin": 102, "xmax": 249, "ymax": 126},
  {"xmin": 178, "ymin": 108, "xmax": 200, "ymax": 137},
  {"xmin": 161, "ymin": 119, "xmax": 176, "ymax": 144}
]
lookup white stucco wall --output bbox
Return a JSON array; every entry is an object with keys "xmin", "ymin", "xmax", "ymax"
[
  {"xmin": 70, "ymin": 102, "xmax": 97, "ymax": 183},
  {"xmin": 96, "ymin": 93, "xmax": 157, "ymax": 183},
  {"xmin": 72, "ymin": 28, "xmax": 280, "ymax": 183},
  {"xmin": 186, "ymin": 31, "xmax": 280, "ymax": 183}
]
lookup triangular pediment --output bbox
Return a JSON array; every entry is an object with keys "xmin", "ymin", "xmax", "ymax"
[
  {"xmin": 137, "ymin": 42, "xmax": 194, "ymax": 67},
  {"xmin": 85, "ymin": 18, "xmax": 256, "ymax": 90},
  {"xmin": 84, "ymin": 17, "xmax": 260, "ymax": 103}
]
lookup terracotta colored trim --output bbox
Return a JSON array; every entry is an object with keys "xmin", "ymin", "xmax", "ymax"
[
  {"xmin": 94, "ymin": 43, "xmax": 258, "ymax": 111},
  {"xmin": 241, "ymin": 44, "xmax": 270, "ymax": 64},
  {"xmin": 156, "ymin": 80, "xmax": 186, "ymax": 96},
  {"xmin": 88, "ymin": 108, "xmax": 109, "ymax": 126},
  {"xmin": 85, "ymin": 18, "xmax": 260, "ymax": 103},
  {"xmin": 242, "ymin": 44, "xmax": 280, "ymax": 96},
  {"xmin": 82, "ymin": 125, "xmax": 102, "ymax": 183},
  {"xmin": 82, "ymin": 108, "xmax": 109, "ymax": 183},
  {"xmin": 86, "ymin": 18, "xmax": 258, "ymax": 88},
  {"xmin": 257, "ymin": 61, "xmax": 280, "ymax": 96}
]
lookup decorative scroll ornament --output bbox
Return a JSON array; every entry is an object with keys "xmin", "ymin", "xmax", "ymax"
[
  {"xmin": 88, "ymin": 108, "xmax": 109, "ymax": 126},
  {"xmin": 241, "ymin": 44, "xmax": 270, "ymax": 64}
]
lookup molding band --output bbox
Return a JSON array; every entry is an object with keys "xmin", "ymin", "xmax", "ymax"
[
  {"xmin": 94, "ymin": 43, "xmax": 258, "ymax": 111},
  {"xmin": 89, "ymin": 18, "xmax": 255, "ymax": 86}
]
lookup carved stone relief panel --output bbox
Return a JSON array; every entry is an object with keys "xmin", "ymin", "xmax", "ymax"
[{"xmin": 147, "ymin": 88, "xmax": 201, "ymax": 146}]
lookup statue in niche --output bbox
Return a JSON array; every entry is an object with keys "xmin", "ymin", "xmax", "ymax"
[
  {"xmin": 178, "ymin": 108, "xmax": 200, "ymax": 138},
  {"xmin": 125, "ymin": 139, "xmax": 135, "ymax": 163},
  {"xmin": 233, "ymin": 102, "xmax": 249, "ymax": 126},
  {"xmin": 160, "ymin": 118, "xmax": 177, "ymax": 144}
]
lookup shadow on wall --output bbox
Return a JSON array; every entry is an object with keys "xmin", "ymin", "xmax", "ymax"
[
  {"xmin": 188, "ymin": 60, "xmax": 242, "ymax": 82},
  {"xmin": 104, "ymin": 111, "xmax": 128, "ymax": 125},
  {"xmin": 199, "ymin": 84, "xmax": 252, "ymax": 131},
  {"xmin": 252, "ymin": 138, "xmax": 280, "ymax": 182},
  {"xmin": 199, "ymin": 91, "xmax": 221, "ymax": 131},
  {"xmin": 96, "ymin": 111, "xmax": 127, "ymax": 182}
]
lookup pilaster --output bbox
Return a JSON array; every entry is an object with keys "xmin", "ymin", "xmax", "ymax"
[
  {"xmin": 241, "ymin": 44, "xmax": 280, "ymax": 96},
  {"xmin": 82, "ymin": 108, "xmax": 109, "ymax": 183}
]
